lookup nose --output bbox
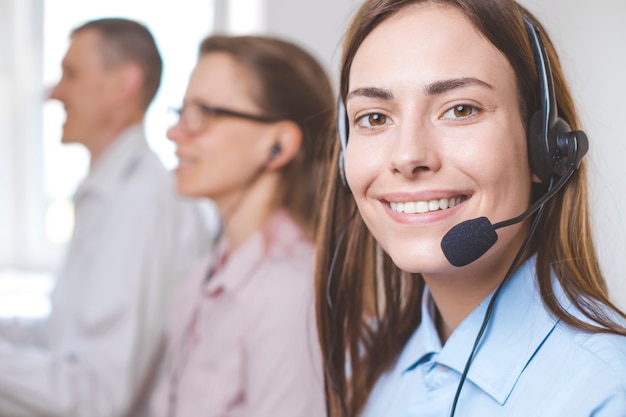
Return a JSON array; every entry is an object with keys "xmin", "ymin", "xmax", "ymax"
[
  {"xmin": 48, "ymin": 82, "xmax": 62, "ymax": 102},
  {"xmin": 389, "ymin": 120, "xmax": 441, "ymax": 178},
  {"xmin": 166, "ymin": 123, "xmax": 187, "ymax": 144}
]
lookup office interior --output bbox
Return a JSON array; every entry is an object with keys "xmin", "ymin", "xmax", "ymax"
[{"xmin": 0, "ymin": 0, "xmax": 624, "ymax": 325}]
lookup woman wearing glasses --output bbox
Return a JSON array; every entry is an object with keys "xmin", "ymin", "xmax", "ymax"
[{"xmin": 146, "ymin": 35, "xmax": 334, "ymax": 417}]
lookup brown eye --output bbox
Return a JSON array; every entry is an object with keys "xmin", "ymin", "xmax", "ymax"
[
  {"xmin": 355, "ymin": 112, "xmax": 391, "ymax": 128},
  {"xmin": 368, "ymin": 113, "xmax": 387, "ymax": 126},
  {"xmin": 453, "ymin": 105, "xmax": 472, "ymax": 118},
  {"xmin": 442, "ymin": 104, "xmax": 480, "ymax": 120}
]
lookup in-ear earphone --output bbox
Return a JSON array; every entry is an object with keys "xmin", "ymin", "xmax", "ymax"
[{"xmin": 269, "ymin": 143, "xmax": 282, "ymax": 159}]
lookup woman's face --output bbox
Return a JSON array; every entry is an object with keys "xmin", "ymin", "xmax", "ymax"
[
  {"xmin": 345, "ymin": 4, "xmax": 533, "ymax": 279},
  {"xmin": 168, "ymin": 52, "xmax": 279, "ymax": 208}
]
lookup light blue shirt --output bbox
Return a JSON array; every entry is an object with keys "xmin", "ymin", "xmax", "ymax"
[{"xmin": 361, "ymin": 257, "xmax": 626, "ymax": 416}]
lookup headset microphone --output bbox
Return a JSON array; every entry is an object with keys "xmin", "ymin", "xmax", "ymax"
[{"xmin": 441, "ymin": 163, "xmax": 577, "ymax": 267}]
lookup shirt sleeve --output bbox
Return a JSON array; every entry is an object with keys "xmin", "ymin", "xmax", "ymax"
[
  {"xmin": 0, "ymin": 174, "xmax": 209, "ymax": 417},
  {"xmin": 0, "ymin": 310, "xmax": 134, "ymax": 417}
]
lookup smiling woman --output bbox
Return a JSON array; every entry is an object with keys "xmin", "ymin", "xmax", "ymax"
[
  {"xmin": 317, "ymin": 1, "xmax": 626, "ymax": 416},
  {"xmin": 345, "ymin": 7, "xmax": 532, "ymax": 278}
]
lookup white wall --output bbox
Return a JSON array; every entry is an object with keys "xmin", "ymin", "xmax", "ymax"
[
  {"xmin": 0, "ymin": 0, "xmax": 17, "ymax": 267},
  {"xmin": 519, "ymin": 0, "xmax": 626, "ymax": 309},
  {"xmin": 265, "ymin": 0, "xmax": 362, "ymax": 85},
  {"xmin": 262, "ymin": 0, "xmax": 626, "ymax": 309}
]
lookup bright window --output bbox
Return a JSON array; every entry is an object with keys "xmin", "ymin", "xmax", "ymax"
[{"xmin": 0, "ymin": 0, "xmax": 219, "ymax": 319}]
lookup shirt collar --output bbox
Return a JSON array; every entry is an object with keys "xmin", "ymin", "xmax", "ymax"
[
  {"xmin": 397, "ymin": 289, "xmax": 442, "ymax": 373},
  {"xmin": 74, "ymin": 124, "xmax": 148, "ymax": 202},
  {"xmin": 401, "ymin": 256, "xmax": 563, "ymax": 405}
]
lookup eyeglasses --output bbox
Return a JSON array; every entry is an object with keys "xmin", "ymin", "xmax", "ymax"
[{"xmin": 169, "ymin": 103, "xmax": 280, "ymax": 135}]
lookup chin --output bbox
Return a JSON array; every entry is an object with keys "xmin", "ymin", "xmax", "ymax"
[
  {"xmin": 175, "ymin": 181, "xmax": 202, "ymax": 198},
  {"xmin": 59, "ymin": 122, "xmax": 75, "ymax": 142},
  {"xmin": 383, "ymin": 240, "xmax": 452, "ymax": 275},
  {"xmin": 60, "ymin": 132, "xmax": 76, "ymax": 144}
]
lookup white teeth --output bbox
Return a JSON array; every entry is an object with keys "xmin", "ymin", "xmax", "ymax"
[
  {"xmin": 415, "ymin": 201, "xmax": 429, "ymax": 213},
  {"xmin": 390, "ymin": 196, "xmax": 465, "ymax": 214}
]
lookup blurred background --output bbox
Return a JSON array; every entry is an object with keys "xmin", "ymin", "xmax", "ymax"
[{"xmin": 0, "ymin": 0, "xmax": 624, "ymax": 322}]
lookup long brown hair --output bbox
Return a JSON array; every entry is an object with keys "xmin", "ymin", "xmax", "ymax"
[
  {"xmin": 315, "ymin": 1, "xmax": 626, "ymax": 416},
  {"xmin": 199, "ymin": 35, "xmax": 336, "ymax": 239}
]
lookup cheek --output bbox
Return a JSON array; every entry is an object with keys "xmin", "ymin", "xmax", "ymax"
[
  {"xmin": 177, "ymin": 151, "xmax": 228, "ymax": 198},
  {"xmin": 195, "ymin": 139, "xmax": 231, "ymax": 180},
  {"xmin": 344, "ymin": 139, "xmax": 385, "ymax": 196},
  {"xmin": 462, "ymin": 125, "xmax": 533, "ymax": 208},
  {"xmin": 184, "ymin": 130, "xmax": 266, "ymax": 195},
  {"xmin": 75, "ymin": 84, "xmax": 113, "ymax": 122}
]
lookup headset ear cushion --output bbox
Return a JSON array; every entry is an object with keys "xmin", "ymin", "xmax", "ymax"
[
  {"xmin": 566, "ymin": 129, "xmax": 589, "ymax": 169},
  {"xmin": 527, "ymin": 110, "xmax": 550, "ymax": 183}
]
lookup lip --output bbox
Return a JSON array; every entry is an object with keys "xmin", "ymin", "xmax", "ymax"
[{"xmin": 174, "ymin": 153, "xmax": 197, "ymax": 174}]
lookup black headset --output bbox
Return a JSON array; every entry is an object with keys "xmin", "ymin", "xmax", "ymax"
[
  {"xmin": 524, "ymin": 16, "xmax": 588, "ymax": 183},
  {"xmin": 336, "ymin": 16, "xmax": 588, "ymax": 189}
]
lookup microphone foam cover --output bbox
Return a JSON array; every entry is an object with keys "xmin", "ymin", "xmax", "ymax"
[{"xmin": 441, "ymin": 217, "xmax": 498, "ymax": 267}]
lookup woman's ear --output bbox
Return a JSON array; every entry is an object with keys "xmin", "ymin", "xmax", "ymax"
[
  {"xmin": 531, "ymin": 171, "xmax": 542, "ymax": 184},
  {"xmin": 264, "ymin": 120, "xmax": 303, "ymax": 171}
]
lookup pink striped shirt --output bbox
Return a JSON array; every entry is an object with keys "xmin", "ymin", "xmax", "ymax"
[{"xmin": 149, "ymin": 211, "xmax": 325, "ymax": 417}]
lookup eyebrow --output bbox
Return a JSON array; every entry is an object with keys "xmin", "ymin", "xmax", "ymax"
[
  {"xmin": 424, "ymin": 77, "xmax": 493, "ymax": 95},
  {"xmin": 346, "ymin": 77, "xmax": 493, "ymax": 102},
  {"xmin": 346, "ymin": 87, "xmax": 394, "ymax": 101}
]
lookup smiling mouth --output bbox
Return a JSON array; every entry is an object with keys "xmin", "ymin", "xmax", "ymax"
[{"xmin": 389, "ymin": 196, "xmax": 467, "ymax": 214}]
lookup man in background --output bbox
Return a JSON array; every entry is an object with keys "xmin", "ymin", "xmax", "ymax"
[{"xmin": 0, "ymin": 18, "xmax": 211, "ymax": 417}]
